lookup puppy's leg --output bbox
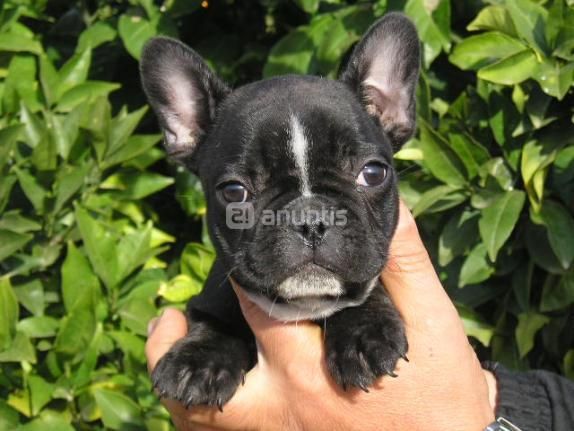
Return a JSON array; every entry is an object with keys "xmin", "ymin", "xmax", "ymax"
[
  {"xmin": 151, "ymin": 261, "xmax": 255, "ymax": 409},
  {"xmin": 324, "ymin": 282, "xmax": 408, "ymax": 390}
]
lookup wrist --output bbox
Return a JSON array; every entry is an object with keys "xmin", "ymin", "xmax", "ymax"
[{"xmin": 484, "ymin": 370, "xmax": 498, "ymax": 415}]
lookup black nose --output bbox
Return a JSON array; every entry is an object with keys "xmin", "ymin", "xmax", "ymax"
[{"xmin": 295, "ymin": 220, "xmax": 327, "ymax": 248}]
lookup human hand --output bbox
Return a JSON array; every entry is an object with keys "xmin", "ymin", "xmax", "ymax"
[{"xmin": 146, "ymin": 201, "xmax": 497, "ymax": 431}]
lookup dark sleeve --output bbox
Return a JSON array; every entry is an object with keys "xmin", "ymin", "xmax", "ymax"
[{"xmin": 483, "ymin": 362, "xmax": 574, "ymax": 431}]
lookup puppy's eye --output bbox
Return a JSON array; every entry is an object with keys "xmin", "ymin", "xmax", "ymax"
[
  {"xmin": 221, "ymin": 183, "xmax": 250, "ymax": 203},
  {"xmin": 356, "ymin": 162, "xmax": 388, "ymax": 187}
]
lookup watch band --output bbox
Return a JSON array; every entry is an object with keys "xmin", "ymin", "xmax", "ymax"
[{"xmin": 484, "ymin": 417, "xmax": 522, "ymax": 431}]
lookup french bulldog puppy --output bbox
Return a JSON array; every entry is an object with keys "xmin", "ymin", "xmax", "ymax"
[{"xmin": 140, "ymin": 12, "xmax": 420, "ymax": 409}]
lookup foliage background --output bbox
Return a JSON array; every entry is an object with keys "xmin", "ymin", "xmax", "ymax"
[{"xmin": 0, "ymin": 0, "xmax": 573, "ymax": 429}]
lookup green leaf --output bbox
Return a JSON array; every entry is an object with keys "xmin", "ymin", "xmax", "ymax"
[
  {"xmin": 181, "ymin": 243, "xmax": 215, "ymax": 282},
  {"xmin": 0, "ymin": 176, "xmax": 17, "ymax": 213},
  {"xmin": 264, "ymin": 27, "xmax": 315, "ymax": 77},
  {"xmin": 541, "ymin": 269, "xmax": 574, "ymax": 311},
  {"xmin": 438, "ymin": 209, "xmax": 479, "ymax": 266},
  {"xmin": 118, "ymin": 13, "xmax": 157, "ymax": 60},
  {"xmin": 16, "ymin": 411, "xmax": 74, "ymax": 431},
  {"xmin": 53, "ymin": 163, "xmax": 92, "ymax": 214},
  {"xmin": 14, "ymin": 168, "xmax": 47, "ymax": 213},
  {"xmin": 75, "ymin": 206, "xmax": 119, "ymax": 290},
  {"xmin": 0, "ymin": 400, "xmax": 19, "ymax": 430},
  {"xmin": 103, "ymin": 134, "xmax": 161, "ymax": 168},
  {"xmin": 521, "ymin": 140, "xmax": 558, "ymax": 211},
  {"xmin": 538, "ymin": 201, "xmax": 574, "ymax": 269},
  {"xmin": 93, "ymin": 388, "xmax": 143, "ymax": 430},
  {"xmin": 0, "ymin": 229, "xmax": 33, "ymax": 262},
  {"xmin": 158, "ymin": 274, "xmax": 202, "ymax": 303},
  {"xmin": 17, "ymin": 316, "xmax": 59, "ymax": 338},
  {"xmin": 27, "ymin": 375, "xmax": 54, "ymax": 416},
  {"xmin": 13, "ymin": 280, "xmax": 44, "ymax": 317},
  {"xmin": 457, "ymin": 304, "xmax": 494, "ymax": 346},
  {"xmin": 108, "ymin": 105, "xmax": 148, "ymax": 156},
  {"xmin": 411, "ymin": 185, "xmax": 467, "ymax": 217},
  {"xmin": 39, "ymin": 56, "xmax": 60, "ymax": 107},
  {"xmin": 0, "ymin": 211, "xmax": 41, "ymax": 233},
  {"xmin": 77, "ymin": 21, "xmax": 117, "ymax": 52},
  {"xmin": 450, "ymin": 32, "xmax": 525, "ymax": 70},
  {"xmin": 505, "ymin": 0, "xmax": 549, "ymax": 55},
  {"xmin": 0, "ymin": 331, "xmax": 36, "ymax": 363},
  {"xmin": 57, "ymin": 81, "xmax": 120, "ymax": 112},
  {"xmin": 526, "ymin": 224, "xmax": 564, "ymax": 274},
  {"xmin": 116, "ymin": 223, "xmax": 155, "ymax": 282},
  {"xmin": 534, "ymin": 59, "xmax": 574, "ymax": 100},
  {"xmin": 119, "ymin": 297, "xmax": 156, "ymax": 336},
  {"xmin": 479, "ymin": 191, "xmax": 525, "ymax": 261},
  {"xmin": 4, "ymin": 55, "xmax": 42, "ymax": 113},
  {"xmin": 294, "ymin": 0, "xmax": 320, "ymax": 14},
  {"xmin": 405, "ymin": 0, "xmax": 451, "ymax": 67},
  {"xmin": 56, "ymin": 49, "xmax": 92, "ymax": 100},
  {"xmin": 19, "ymin": 100, "xmax": 45, "ymax": 148},
  {"xmin": 61, "ymin": 242, "xmax": 100, "ymax": 312},
  {"xmin": 467, "ymin": 5, "xmax": 517, "ymax": 36},
  {"xmin": 516, "ymin": 312, "xmax": 549, "ymax": 358},
  {"xmin": 54, "ymin": 307, "xmax": 96, "ymax": 355},
  {"xmin": 418, "ymin": 120, "xmax": 467, "ymax": 186},
  {"xmin": 101, "ymin": 171, "xmax": 174, "ymax": 200},
  {"xmin": 478, "ymin": 49, "xmax": 539, "ymax": 85},
  {"xmin": 459, "ymin": 243, "xmax": 495, "ymax": 287},
  {"xmin": 0, "ymin": 124, "xmax": 24, "ymax": 170},
  {"xmin": 0, "ymin": 278, "xmax": 19, "ymax": 350},
  {"xmin": 0, "ymin": 32, "xmax": 42, "ymax": 54}
]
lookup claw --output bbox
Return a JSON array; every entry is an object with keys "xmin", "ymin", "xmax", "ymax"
[
  {"xmin": 216, "ymin": 398, "xmax": 224, "ymax": 412},
  {"xmin": 241, "ymin": 370, "xmax": 246, "ymax": 386},
  {"xmin": 401, "ymin": 353, "xmax": 409, "ymax": 363},
  {"xmin": 387, "ymin": 370, "xmax": 398, "ymax": 378},
  {"xmin": 358, "ymin": 382, "xmax": 370, "ymax": 393}
]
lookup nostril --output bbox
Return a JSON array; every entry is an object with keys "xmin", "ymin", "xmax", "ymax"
[{"xmin": 295, "ymin": 220, "xmax": 327, "ymax": 248}]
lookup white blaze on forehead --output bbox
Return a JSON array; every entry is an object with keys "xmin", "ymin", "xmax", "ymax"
[{"xmin": 289, "ymin": 115, "xmax": 312, "ymax": 196}]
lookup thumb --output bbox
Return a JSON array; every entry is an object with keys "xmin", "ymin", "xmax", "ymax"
[
  {"xmin": 381, "ymin": 201, "xmax": 461, "ymax": 330},
  {"xmin": 145, "ymin": 308, "xmax": 188, "ymax": 373},
  {"xmin": 230, "ymin": 279, "xmax": 323, "ymax": 368}
]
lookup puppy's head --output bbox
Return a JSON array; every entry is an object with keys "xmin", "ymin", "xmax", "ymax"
[{"xmin": 140, "ymin": 13, "xmax": 420, "ymax": 321}]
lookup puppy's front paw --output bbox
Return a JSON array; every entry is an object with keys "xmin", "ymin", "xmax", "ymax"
[
  {"xmin": 325, "ymin": 309, "xmax": 407, "ymax": 391},
  {"xmin": 152, "ymin": 326, "xmax": 251, "ymax": 409}
]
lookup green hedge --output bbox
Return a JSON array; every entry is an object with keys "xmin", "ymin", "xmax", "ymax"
[{"xmin": 0, "ymin": 0, "xmax": 573, "ymax": 429}]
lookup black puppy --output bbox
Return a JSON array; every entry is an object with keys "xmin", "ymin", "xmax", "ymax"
[{"xmin": 140, "ymin": 13, "xmax": 420, "ymax": 409}]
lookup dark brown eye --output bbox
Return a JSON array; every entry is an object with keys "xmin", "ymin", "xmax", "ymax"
[
  {"xmin": 356, "ymin": 163, "xmax": 388, "ymax": 187},
  {"xmin": 222, "ymin": 183, "xmax": 249, "ymax": 203}
]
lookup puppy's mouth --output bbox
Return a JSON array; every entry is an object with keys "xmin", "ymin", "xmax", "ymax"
[
  {"xmin": 274, "ymin": 263, "xmax": 344, "ymax": 301},
  {"xmin": 243, "ymin": 264, "xmax": 377, "ymax": 321}
]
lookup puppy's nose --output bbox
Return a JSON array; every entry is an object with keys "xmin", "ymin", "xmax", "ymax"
[{"xmin": 295, "ymin": 220, "xmax": 327, "ymax": 248}]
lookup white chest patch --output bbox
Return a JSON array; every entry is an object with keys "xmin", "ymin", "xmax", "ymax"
[{"xmin": 289, "ymin": 115, "xmax": 312, "ymax": 197}]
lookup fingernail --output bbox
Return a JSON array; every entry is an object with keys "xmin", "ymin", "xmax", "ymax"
[
  {"xmin": 147, "ymin": 318, "xmax": 159, "ymax": 335},
  {"xmin": 147, "ymin": 312, "xmax": 163, "ymax": 336}
]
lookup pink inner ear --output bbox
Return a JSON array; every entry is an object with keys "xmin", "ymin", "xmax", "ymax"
[
  {"xmin": 362, "ymin": 78, "xmax": 410, "ymax": 131},
  {"xmin": 161, "ymin": 72, "xmax": 206, "ymax": 156}
]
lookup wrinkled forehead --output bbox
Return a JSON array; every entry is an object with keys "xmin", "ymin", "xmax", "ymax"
[{"xmin": 203, "ymin": 77, "xmax": 392, "ymax": 184}]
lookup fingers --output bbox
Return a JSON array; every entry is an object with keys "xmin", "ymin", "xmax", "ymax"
[
  {"xmin": 382, "ymin": 201, "xmax": 461, "ymax": 330},
  {"xmin": 230, "ymin": 279, "xmax": 324, "ymax": 369},
  {"xmin": 145, "ymin": 308, "xmax": 188, "ymax": 373}
]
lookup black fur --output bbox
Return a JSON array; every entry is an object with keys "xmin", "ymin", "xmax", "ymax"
[{"xmin": 140, "ymin": 13, "xmax": 420, "ymax": 408}]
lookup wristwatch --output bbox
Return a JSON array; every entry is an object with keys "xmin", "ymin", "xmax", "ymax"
[{"xmin": 484, "ymin": 417, "xmax": 522, "ymax": 431}]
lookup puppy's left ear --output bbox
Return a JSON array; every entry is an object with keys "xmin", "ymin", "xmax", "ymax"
[{"xmin": 340, "ymin": 13, "xmax": 420, "ymax": 149}]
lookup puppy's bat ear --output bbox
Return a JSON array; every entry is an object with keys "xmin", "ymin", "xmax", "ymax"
[
  {"xmin": 340, "ymin": 13, "xmax": 420, "ymax": 150},
  {"xmin": 140, "ymin": 37, "xmax": 230, "ymax": 167}
]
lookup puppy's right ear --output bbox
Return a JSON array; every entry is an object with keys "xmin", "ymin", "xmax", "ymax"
[{"xmin": 140, "ymin": 37, "xmax": 230, "ymax": 167}]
